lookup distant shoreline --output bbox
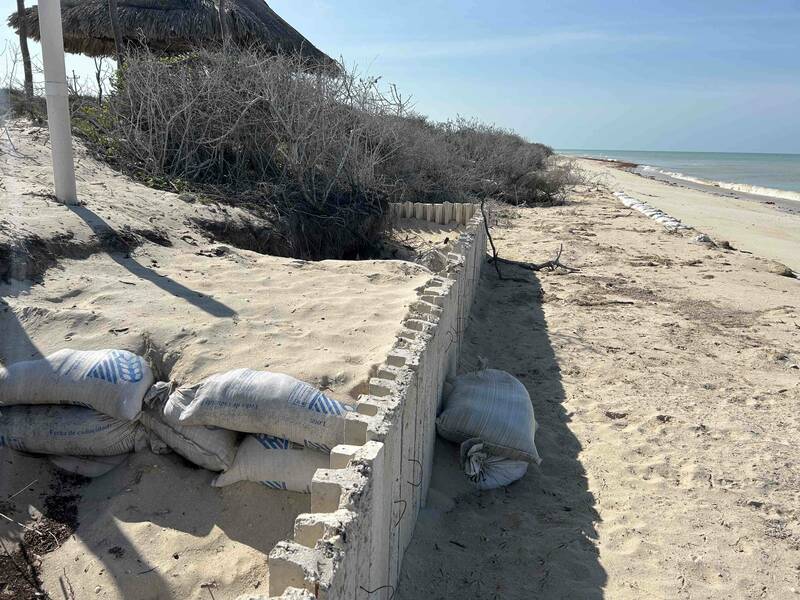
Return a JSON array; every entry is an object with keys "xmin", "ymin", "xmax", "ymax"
[
  {"xmin": 570, "ymin": 155, "xmax": 800, "ymax": 216},
  {"xmin": 576, "ymin": 157, "xmax": 800, "ymax": 271}
]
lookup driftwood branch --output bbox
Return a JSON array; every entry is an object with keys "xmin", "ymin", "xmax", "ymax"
[
  {"xmin": 479, "ymin": 197, "xmax": 580, "ymax": 279},
  {"xmin": 492, "ymin": 243, "xmax": 580, "ymax": 273}
]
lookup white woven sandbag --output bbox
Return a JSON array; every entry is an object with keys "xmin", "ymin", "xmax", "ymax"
[
  {"xmin": 436, "ymin": 369, "xmax": 542, "ymax": 463},
  {"xmin": 0, "ymin": 405, "xmax": 144, "ymax": 456},
  {"xmin": 140, "ymin": 401, "xmax": 239, "ymax": 472},
  {"xmin": 212, "ymin": 434, "xmax": 330, "ymax": 492},
  {"xmin": 163, "ymin": 369, "xmax": 354, "ymax": 453},
  {"xmin": 460, "ymin": 439, "xmax": 528, "ymax": 490},
  {"xmin": 0, "ymin": 349, "xmax": 153, "ymax": 420}
]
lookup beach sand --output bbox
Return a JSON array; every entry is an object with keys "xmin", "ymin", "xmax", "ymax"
[
  {"xmin": 398, "ymin": 170, "xmax": 799, "ymax": 598},
  {"xmin": 3, "ymin": 121, "xmax": 800, "ymax": 599},
  {"xmin": 0, "ymin": 121, "xmax": 434, "ymax": 600},
  {"xmin": 577, "ymin": 158, "xmax": 800, "ymax": 271}
]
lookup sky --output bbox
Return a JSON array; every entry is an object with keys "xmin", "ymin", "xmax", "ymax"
[{"xmin": 1, "ymin": 0, "xmax": 799, "ymax": 153}]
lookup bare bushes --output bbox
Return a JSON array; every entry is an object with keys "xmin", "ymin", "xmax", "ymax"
[
  {"xmin": 83, "ymin": 47, "xmax": 407, "ymax": 259},
  {"xmin": 73, "ymin": 46, "xmax": 579, "ymax": 259},
  {"xmin": 385, "ymin": 116, "xmax": 579, "ymax": 206}
]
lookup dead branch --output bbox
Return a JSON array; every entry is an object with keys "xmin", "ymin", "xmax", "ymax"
[
  {"xmin": 519, "ymin": 243, "xmax": 580, "ymax": 273},
  {"xmin": 489, "ymin": 243, "xmax": 580, "ymax": 274},
  {"xmin": 480, "ymin": 198, "xmax": 579, "ymax": 280},
  {"xmin": 60, "ymin": 567, "xmax": 77, "ymax": 600}
]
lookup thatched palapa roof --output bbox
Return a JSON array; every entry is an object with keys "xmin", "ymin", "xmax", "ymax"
[{"xmin": 8, "ymin": 0, "xmax": 336, "ymax": 68}]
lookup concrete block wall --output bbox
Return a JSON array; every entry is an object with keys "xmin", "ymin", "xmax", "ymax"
[
  {"xmin": 388, "ymin": 201, "xmax": 477, "ymax": 225},
  {"xmin": 265, "ymin": 204, "xmax": 486, "ymax": 600}
]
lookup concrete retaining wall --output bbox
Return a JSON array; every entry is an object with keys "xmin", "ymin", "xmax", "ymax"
[
  {"xmin": 264, "ymin": 203, "xmax": 486, "ymax": 600},
  {"xmin": 388, "ymin": 201, "xmax": 477, "ymax": 225}
]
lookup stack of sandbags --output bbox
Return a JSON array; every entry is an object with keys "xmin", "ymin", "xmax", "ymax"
[
  {"xmin": 138, "ymin": 382, "xmax": 239, "ymax": 472},
  {"xmin": 436, "ymin": 369, "xmax": 542, "ymax": 490},
  {"xmin": 148, "ymin": 368, "xmax": 355, "ymax": 493},
  {"xmin": 0, "ymin": 349, "xmax": 153, "ymax": 476}
]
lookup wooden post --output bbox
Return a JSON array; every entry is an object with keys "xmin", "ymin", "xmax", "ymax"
[{"xmin": 38, "ymin": 0, "xmax": 78, "ymax": 204}]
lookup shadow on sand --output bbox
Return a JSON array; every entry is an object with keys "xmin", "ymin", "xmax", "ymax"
[
  {"xmin": 67, "ymin": 206, "xmax": 236, "ymax": 319},
  {"xmin": 0, "ymin": 207, "xmax": 240, "ymax": 599},
  {"xmin": 398, "ymin": 261, "xmax": 606, "ymax": 599}
]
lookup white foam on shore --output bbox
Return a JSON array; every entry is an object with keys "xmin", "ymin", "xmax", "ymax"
[
  {"xmin": 614, "ymin": 191, "xmax": 692, "ymax": 231},
  {"xmin": 639, "ymin": 166, "xmax": 800, "ymax": 203}
]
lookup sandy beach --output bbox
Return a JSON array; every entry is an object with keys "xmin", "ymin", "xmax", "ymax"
[
  {"xmin": 577, "ymin": 158, "xmax": 800, "ymax": 271},
  {"xmin": 398, "ymin": 166, "xmax": 800, "ymax": 598},
  {"xmin": 2, "ymin": 122, "xmax": 799, "ymax": 599}
]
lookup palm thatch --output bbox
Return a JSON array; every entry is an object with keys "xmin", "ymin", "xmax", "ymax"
[{"xmin": 8, "ymin": 0, "xmax": 336, "ymax": 69}]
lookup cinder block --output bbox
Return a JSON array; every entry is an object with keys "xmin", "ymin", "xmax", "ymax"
[
  {"xmin": 443, "ymin": 202, "xmax": 453, "ymax": 224},
  {"xmin": 386, "ymin": 348, "xmax": 414, "ymax": 367},
  {"xmin": 344, "ymin": 413, "xmax": 371, "ymax": 445},
  {"xmin": 435, "ymin": 204, "xmax": 445, "ymax": 224},
  {"xmin": 268, "ymin": 541, "xmax": 320, "ymax": 596},
  {"xmin": 311, "ymin": 471, "xmax": 345, "ymax": 513},
  {"xmin": 330, "ymin": 445, "xmax": 361, "ymax": 469},
  {"xmin": 376, "ymin": 366, "xmax": 401, "ymax": 381},
  {"xmin": 368, "ymin": 378, "xmax": 395, "ymax": 397},
  {"xmin": 356, "ymin": 400, "xmax": 381, "ymax": 416},
  {"xmin": 403, "ymin": 319, "xmax": 435, "ymax": 333}
]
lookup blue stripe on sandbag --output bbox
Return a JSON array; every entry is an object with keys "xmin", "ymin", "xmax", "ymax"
[
  {"xmin": 113, "ymin": 351, "xmax": 144, "ymax": 382},
  {"xmin": 85, "ymin": 351, "xmax": 144, "ymax": 384},
  {"xmin": 304, "ymin": 440, "xmax": 331, "ymax": 453},
  {"xmin": 261, "ymin": 480, "xmax": 287, "ymax": 490},
  {"xmin": 255, "ymin": 434, "xmax": 290, "ymax": 450},
  {"xmin": 308, "ymin": 392, "xmax": 345, "ymax": 416}
]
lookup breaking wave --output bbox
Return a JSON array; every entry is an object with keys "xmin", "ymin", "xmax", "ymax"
[{"xmin": 639, "ymin": 166, "xmax": 800, "ymax": 203}]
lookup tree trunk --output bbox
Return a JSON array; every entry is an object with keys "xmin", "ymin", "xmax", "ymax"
[
  {"xmin": 107, "ymin": 0, "xmax": 125, "ymax": 67},
  {"xmin": 15, "ymin": 0, "xmax": 34, "ymax": 101},
  {"xmin": 218, "ymin": 0, "xmax": 228, "ymax": 44}
]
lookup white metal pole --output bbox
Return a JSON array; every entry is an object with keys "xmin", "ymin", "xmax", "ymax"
[{"xmin": 38, "ymin": 0, "xmax": 78, "ymax": 205}]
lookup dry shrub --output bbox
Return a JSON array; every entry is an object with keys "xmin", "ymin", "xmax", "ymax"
[
  {"xmin": 83, "ymin": 46, "xmax": 407, "ymax": 259},
  {"xmin": 385, "ymin": 116, "xmax": 581, "ymax": 206},
  {"xmin": 70, "ymin": 46, "xmax": 579, "ymax": 259}
]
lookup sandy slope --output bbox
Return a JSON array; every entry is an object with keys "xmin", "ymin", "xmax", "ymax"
[{"xmin": 399, "ymin": 176, "xmax": 800, "ymax": 598}]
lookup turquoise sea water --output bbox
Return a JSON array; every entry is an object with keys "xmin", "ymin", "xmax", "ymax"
[{"xmin": 558, "ymin": 149, "xmax": 800, "ymax": 201}]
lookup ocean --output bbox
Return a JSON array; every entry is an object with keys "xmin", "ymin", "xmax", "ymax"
[{"xmin": 558, "ymin": 149, "xmax": 800, "ymax": 203}]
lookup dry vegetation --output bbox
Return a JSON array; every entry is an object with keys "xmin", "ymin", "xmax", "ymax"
[{"xmin": 4, "ymin": 45, "xmax": 581, "ymax": 259}]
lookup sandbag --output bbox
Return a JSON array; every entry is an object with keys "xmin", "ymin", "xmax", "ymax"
[
  {"xmin": 0, "ymin": 349, "xmax": 153, "ymax": 420},
  {"xmin": 49, "ymin": 454, "xmax": 129, "ymax": 478},
  {"xmin": 460, "ymin": 439, "xmax": 528, "ymax": 490},
  {"xmin": 163, "ymin": 369, "xmax": 354, "ymax": 453},
  {"xmin": 212, "ymin": 434, "xmax": 329, "ymax": 492},
  {"xmin": 140, "ymin": 400, "xmax": 239, "ymax": 472},
  {"xmin": 436, "ymin": 369, "xmax": 542, "ymax": 464},
  {"xmin": 0, "ymin": 405, "xmax": 143, "ymax": 456}
]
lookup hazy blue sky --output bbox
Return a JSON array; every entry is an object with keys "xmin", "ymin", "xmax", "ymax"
[{"xmin": 2, "ymin": 0, "xmax": 799, "ymax": 153}]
